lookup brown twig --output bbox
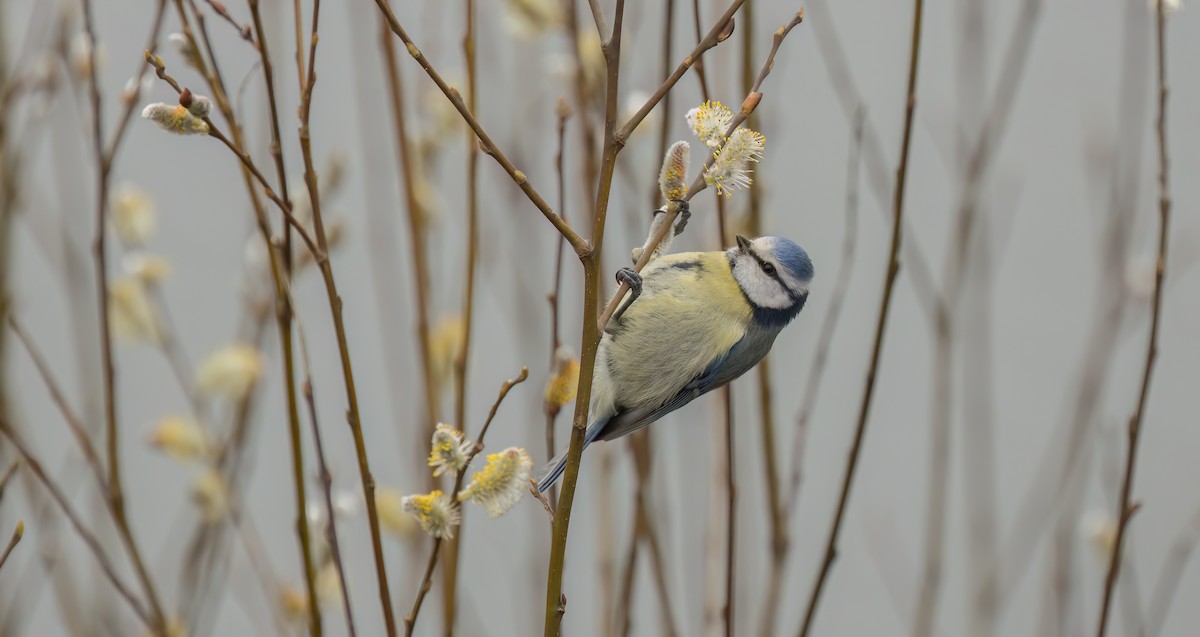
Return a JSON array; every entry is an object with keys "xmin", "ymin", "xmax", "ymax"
[
  {"xmin": 7, "ymin": 317, "xmax": 108, "ymax": 492},
  {"xmin": 295, "ymin": 318, "xmax": 356, "ymax": 637},
  {"xmin": 201, "ymin": 0, "xmax": 254, "ymax": 43},
  {"xmin": 543, "ymin": 1, "xmax": 628, "ymax": 632},
  {"xmin": 241, "ymin": 5, "xmax": 321, "ymax": 634},
  {"xmin": 0, "ymin": 420, "xmax": 153, "ymax": 628},
  {"xmin": 771, "ymin": 109, "xmax": 864, "ymax": 637},
  {"xmin": 370, "ymin": 0, "xmax": 588, "ymax": 256},
  {"xmin": 545, "ymin": 98, "xmax": 572, "ymax": 512},
  {"xmin": 78, "ymin": 1, "xmax": 168, "ymax": 630},
  {"xmin": 1097, "ymin": 3, "xmax": 1171, "ymax": 634},
  {"xmin": 293, "ymin": 2, "xmax": 397, "ymax": 635},
  {"xmin": 403, "ymin": 368, "xmax": 530, "ymax": 636},
  {"xmin": 0, "ymin": 521, "xmax": 22, "ymax": 573},
  {"xmin": 378, "ymin": 20, "xmax": 438, "ymax": 486},
  {"xmin": 443, "ymin": 2, "xmax": 482, "ymax": 629},
  {"xmin": 596, "ymin": 10, "xmax": 806, "ymax": 334},
  {"xmin": 797, "ymin": 0, "xmax": 924, "ymax": 633}
]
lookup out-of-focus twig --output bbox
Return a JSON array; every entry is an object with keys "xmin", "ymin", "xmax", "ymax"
[
  {"xmin": 0, "ymin": 521, "xmax": 23, "ymax": 574},
  {"xmin": 444, "ymin": 1, "xmax": 482, "ymax": 629},
  {"xmin": 1097, "ymin": 3, "xmax": 1171, "ymax": 635},
  {"xmin": 403, "ymin": 369, "xmax": 529, "ymax": 636},
  {"xmin": 798, "ymin": 0, "xmax": 924, "ymax": 633},
  {"xmin": 0, "ymin": 420, "xmax": 153, "ymax": 629},
  {"xmin": 79, "ymin": 0, "xmax": 169, "ymax": 630}
]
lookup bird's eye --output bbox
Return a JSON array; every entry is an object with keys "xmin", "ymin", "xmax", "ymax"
[{"xmin": 761, "ymin": 262, "xmax": 776, "ymax": 275}]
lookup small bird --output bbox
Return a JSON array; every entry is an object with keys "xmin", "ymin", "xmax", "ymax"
[{"xmin": 537, "ymin": 233, "xmax": 813, "ymax": 492}]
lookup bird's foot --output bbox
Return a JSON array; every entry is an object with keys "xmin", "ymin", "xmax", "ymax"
[
  {"xmin": 669, "ymin": 199, "xmax": 691, "ymax": 235},
  {"xmin": 611, "ymin": 267, "xmax": 643, "ymax": 324}
]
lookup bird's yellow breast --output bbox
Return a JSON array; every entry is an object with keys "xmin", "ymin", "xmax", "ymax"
[{"xmin": 596, "ymin": 251, "xmax": 751, "ymax": 411}]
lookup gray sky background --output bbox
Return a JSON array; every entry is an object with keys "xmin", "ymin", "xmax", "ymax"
[{"xmin": 2, "ymin": 0, "xmax": 1199, "ymax": 635}]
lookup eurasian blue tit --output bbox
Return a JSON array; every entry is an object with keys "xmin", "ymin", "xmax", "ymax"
[{"xmin": 537, "ymin": 234, "xmax": 814, "ymax": 492}]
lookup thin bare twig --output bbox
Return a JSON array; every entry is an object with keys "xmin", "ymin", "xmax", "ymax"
[
  {"xmin": 7, "ymin": 317, "xmax": 108, "ymax": 491},
  {"xmin": 443, "ymin": 1, "xmax": 482, "ymax": 628},
  {"xmin": 295, "ymin": 320, "xmax": 356, "ymax": 637},
  {"xmin": 0, "ymin": 521, "xmax": 22, "ymax": 573},
  {"xmin": 243, "ymin": 4, "xmax": 321, "ymax": 633},
  {"xmin": 596, "ymin": 10, "xmax": 806, "ymax": 334},
  {"xmin": 798, "ymin": 0, "xmax": 925, "ymax": 633},
  {"xmin": 369, "ymin": 0, "xmax": 588, "ymax": 255},
  {"xmin": 545, "ymin": 98, "xmax": 572, "ymax": 512},
  {"xmin": 0, "ymin": 421, "xmax": 153, "ymax": 628},
  {"xmin": 79, "ymin": 0, "xmax": 168, "ymax": 629},
  {"xmin": 1097, "ymin": 3, "xmax": 1171, "ymax": 634},
  {"xmin": 403, "ymin": 368, "xmax": 530, "ymax": 636},
  {"xmin": 543, "ymin": 2, "xmax": 628, "ymax": 632}
]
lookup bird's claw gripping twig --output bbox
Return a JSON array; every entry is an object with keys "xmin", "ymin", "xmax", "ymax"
[
  {"xmin": 610, "ymin": 267, "xmax": 643, "ymax": 325},
  {"xmin": 668, "ymin": 199, "xmax": 691, "ymax": 236}
]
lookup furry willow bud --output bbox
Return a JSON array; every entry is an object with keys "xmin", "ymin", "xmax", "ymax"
[
  {"xmin": 428, "ymin": 423, "xmax": 472, "ymax": 477},
  {"xmin": 112, "ymin": 184, "xmax": 156, "ymax": 247},
  {"xmin": 141, "ymin": 103, "xmax": 209, "ymax": 136},
  {"xmin": 402, "ymin": 490, "xmax": 461, "ymax": 539},
  {"xmin": 459, "ymin": 447, "xmax": 533, "ymax": 517},
  {"xmin": 686, "ymin": 100, "xmax": 734, "ymax": 149},
  {"xmin": 196, "ymin": 344, "xmax": 264, "ymax": 400},
  {"xmin": 658, "ymin": 141, "xmax": 691, "ymax": 202},
  {"xmin": 544, "ymin": 347, "xmax": 580, "ymax": 411},
  {"xmin": 706, "ymin": 127, "xmax": 765, "ymax": 196},
  {"xmin": 192, "ymin": 470, "xmax": 229, "ymax": 523},
  {"xmin": 375, "ymin": 487, "xmax": 419, "ymax": 538},
  {"xmin": 149, "ymin": 415, "xmax": 210, "ymax": 462},
  {"xmin": 109, "ymin": 276, "xmax": 164, "ymax": 344}
]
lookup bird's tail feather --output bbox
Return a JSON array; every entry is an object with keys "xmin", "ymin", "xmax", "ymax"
[{"xmin": 536, "ymin": 416, "xmax": 609, "ymax": 492}]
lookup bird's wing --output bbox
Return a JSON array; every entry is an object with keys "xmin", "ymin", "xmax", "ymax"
[{"xmin": 594, "ymin": 324, "xmax": 778, "ymax": 442}]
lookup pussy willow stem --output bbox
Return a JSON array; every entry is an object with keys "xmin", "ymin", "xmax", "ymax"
[
  {"xmin": 442, "ymin": 0, "xmax": 480, "ymax": 631},
  {"xmin": 1096, "ymin": 3, "xmax": 1170, "ymax": 635},
  {"xmin": 596, "ymin": 10, "xmax": 805, "ymax": 334},
  {"xmin": 244, "ymin": 3, "xmax": 320, "ymax": 633},
  {"xmin": 0, "ymin": 421, "xmax": 153, "ymax": 629},
  {"xmin": 80, "ymin": 0, "xmax": 168, "ymax": 630},
  {"xmin": 402, "ymin": 369, "xmax": 528, "ymax": 636},
  {"xmin": 798, "ymin": 1, "xmax": 924, "ymax": 633},
  {"xmin": 296, "ymin": 1, "xmax": 399, "ymax": 634}
]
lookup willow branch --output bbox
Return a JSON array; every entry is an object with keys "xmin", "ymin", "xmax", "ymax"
[
  {"xmin": 443, "ymin": 2, "xmax": 482, "ymax": 629},
  {"xmin": 786, "ymin": 108, "xmax": 863, "ymax": 511},
  {"xmin": 80, "ymin": 0, "xmax": 168, "ymax": 629},
  {"xmin": 614, "ymin": 0, "xmax": 745, "ymax": 145},
  {"xmin": 543, "ymin": 2, "xmax": 627, "ymax": 632},
  {"xmin": 596, "ymin": 10, "xmax": 806, "ymax": 334},
  {"xmin": 0, "ymin": 521, "xmax": 22, "ymax": 573},
  {"xmin": 369, "ymin": 0, "xmax": 588, "ymax": 256},
  {"xmin": 545, "ymin": 100, "xmax": 571, "ymax": 511},
  {"xmin": 1097, "ymin": 4, "xmax": 1171, "ymax": 635},
  {"xmin": 403, "ymin": 368, "xmax": 529, "ymax": 636},
  {"xmin": 8, "ymin": 317, "xmax": 108, "ymax": 492},
  {"xmin": 295, "ymin": 316, "xmax": 356, "ymax": 637},
  {"xmin": 0, "ymin": 420, "xmax": 153, "ymax": 629},
  {"xmin": 798, "ymin": 0, "xmax": 924, "ymax": 633}
]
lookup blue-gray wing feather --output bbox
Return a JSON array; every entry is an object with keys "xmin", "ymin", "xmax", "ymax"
[{"xmin": 593, "ymin": 323, "xmax": 780, "ymax": 442}]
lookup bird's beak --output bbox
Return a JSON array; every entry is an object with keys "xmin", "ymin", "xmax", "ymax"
[{"xmin": 735, "ymin": 235, "xmax": 753, "ymax": 253}]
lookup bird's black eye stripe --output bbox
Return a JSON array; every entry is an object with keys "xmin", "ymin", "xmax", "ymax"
[{"xmin": 748, "ymin": 251, "xmax": 801, "ymax": 302}]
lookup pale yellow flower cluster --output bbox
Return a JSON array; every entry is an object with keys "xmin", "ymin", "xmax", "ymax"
[
  {"xmin": 402, "ymin": 490, "xmax": 461, "ymax": 540},
  {"xmin": 458, "ymin": 447, "xmax": 533, "ymax": 518},
  {"xmin": 428, "ymin": 423, "xmax": 472, "ymax": 477},
  {"xmin": 685, "ymin": 100, "xmax": 766, "ymax": 196},
  {"xmin": 543, "ymin": 347, "xmax": 580, "ymax": 411}
]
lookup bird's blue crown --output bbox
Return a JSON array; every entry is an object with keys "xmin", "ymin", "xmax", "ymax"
[{"xmin": 762, "ymin": 236, "xmax": 814, "ymax": 283}]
